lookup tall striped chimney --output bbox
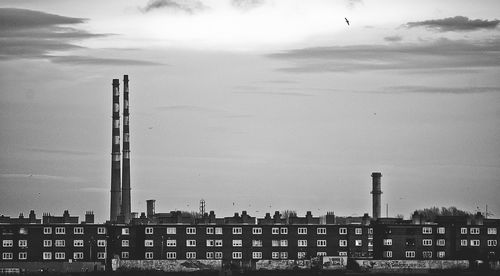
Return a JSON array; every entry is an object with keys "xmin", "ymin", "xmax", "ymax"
[
  {"xmin": 110, "ymin": 79, "xmax": 122, "ymax": 222},
  {"xmin": 121, "ymin": 75, "xmax": 132, "ymax": 224},
  {"xmin": 371, "ymin": 172, "xmax": 382, "ymax": 220}
]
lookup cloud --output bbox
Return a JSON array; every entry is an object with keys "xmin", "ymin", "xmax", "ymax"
[
  {"xmin": 268, "ymin": 38, "xmax": 500, "ymax": 73},
  {"xmin": 0, "ymin": 173, "xmax": 82, "ymax": 182},
  {"xmin": 141, "ymin": 0, "xmax": 208, "ymax": 13},
  {"xmin": 383, "ymin": 85, "xmax": 500, "ymax": 94},
  {"xmin": 384, "ymin": 35, "xmax": 403, "ymax": 42},
  {"xmin": 25, "ymin": 148, "xmax": 95, "ymax": 156},
  {"xmin": 231, "ymin": 0, "xmax": 265, "ymax": 10},
  {"xmin": 346, "ymin": 0, "xmax": 363, "ymax": 9},
  {"xmin": 406, "ymin": 16, "xmax": 500, "ymax": 32},
  {"xmin": 49, "ymin": 55, "xmax": 163, "ymax": 66}
]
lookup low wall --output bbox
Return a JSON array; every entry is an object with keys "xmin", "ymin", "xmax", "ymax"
[
  {"xmin": 255, "ymin": 260, "xmax": 311, "ymax": 270},
  {"xmin": 0, "ymin": 261, "xmax": 104, "ymax": 273},
  {"xmin": 322, "ymin": 256, "xmax": 347, "ymax": 270},
  {"xmin": 117, "ymin": 260, "xmax": 222, "ymax": 272},
  {"xmin": 356, "ymin": 260, "xmax": 469, "ymax": 273}
]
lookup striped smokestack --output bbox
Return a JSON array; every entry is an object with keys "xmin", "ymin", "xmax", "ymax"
[
  {"xmin": 121, "ymin": 75, "xmax": 131, "ymax": 224},
  {"xmin": 110, "ymin": 79, "xmax": 122, "ymax": 222},
  {"xmin": 371, "ymin": 172, "xmax": 382, "ymax": 220}
]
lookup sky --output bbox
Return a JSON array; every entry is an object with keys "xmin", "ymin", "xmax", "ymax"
[{"xmin": 0, "ymin": 0, "xmax": 499, "ymax": 223}]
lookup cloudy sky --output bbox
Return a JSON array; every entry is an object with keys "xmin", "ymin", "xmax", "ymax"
[{"xmin": 1, "ymin": 0, "xmax": 499, "ymax": 223}]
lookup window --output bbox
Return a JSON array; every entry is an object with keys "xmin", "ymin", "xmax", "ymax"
[
  {"xmin": 470, "ymin": 240, "xmax": 480, "ymax": 246},
  {"xmin": 2, "ymin": 240, "xmax": 13, "ymax": 247},
  {"xmin": 438, "ymin": 227, "xmax": 445, "ymax": 234},
  {"xmin": 55, "ymin": 240, "xmax": 65, "ymax": 247},
  {"xmin": 339, "ymin": 252, "xmax": 347, "ymax": 256},
  {"xmin": 470, "ymin": 228, "xmax": 480, "ymax": 234},
  {"xmin": 166, "ymin": 239, "xmax": 176, "ymax": 247},
  {"xmin": 144, "ymin": 240, "xmax": 154, "ymax": 247},
  {"xmin": 232, "ymin": 240, "xmax": 242, "ymax": 247},
  {"xmin": 122, "ymin": 240, "xmax": 129, "ymax": 247},
  {"xmin": 423, "ymin": 239, "xmax": 432, "ymax": 246},
  {"xmin": 298, "ymin": 240, "xmax": 307, "ymax": 247},
  {"xmin": 44, "ymin": 227, "xmax": 52, "ymax": 234},
  {"xmin": 437, "ymin": 239, "xmax": 445, "ymax": 246},
  {"xmin": 186, "ymin": 227, "xmax": 196, "ymax": 234},
  {"xmin": 252, "ymin": 252, "xmax": 262, "ymax": 259},
  {"xmin": 186, "ymin": 240, "xmax": 196, "ymax": 247},
  {"xmin": 461, "ymin": 239, "xmax": 468, "ymax": 246},
  {"xmin": 280, "ymin": 252, "xmax": 288, "ymax": 259},
  {"xmin": 55, "ymin": 252, "xmax": 65, "ymax": 260},
  {"xmin": 97, "ymin": 252, "xmax": 106, "ymax": 260},
  {"xmin": 122, "ymin": 228, "xmax": 129, "ymax": 235},
  {"xmin": 206, "ymin": 240, "xmax": 214, "ymax": 247},
  {"xmin": 461, "ymin": 228, "xmax": 467, "ymax": 234},
  {"xmin": 422, "ymin": 227, "xmax": 432, "ymax": 234},
  {"xmin": 121, "ymin": 252, "xmax": 129, "ymax": 259},
  {"xmin": 252, "ymin": 227, "xmax": 262, "ymax": 234},
  {"xmin": 206, "ymin": 227, "xmax": 214, "ymax": 234},
  {"xmin": 437, "ymin": 251, "xmax": 445, "ymax": 258},
  {"xmin": 55, "ymin": 227, "xmax": 65, "ymax": 234},
  {"xmin": 2, "ymin": 253, "xmax": 13, "ymax": 260},
  {"xmin": 272, "ymin": 228, "xmax": 279, "ymax": 234},
  {"xmin": 166, "ymin": 252, "xmax": 176, "ymax": 259},
  {"xmin": 317, "ymin": 252, "xmax": 327, "ymax": 257},
  {"xmin": 232, "ymin": 227, "xmax": 242, "ymax": 234},
  {"xmin": 383, "ymin": 239, "xmax": 392, "ymax": 246},
  {"xmin": 74, "ymin": 227, "xmax": 84, "ymax": 234},
  {"xmin": 97, "ymin": 240, "xmax": 106, "ymax": 247},
  {"xmin": 145, "ymin": 252, "xmax": 153, "ymax": 259},
  {"xmin": 232, "ymin": 252, "xmax": 242, "ymax": 259},
  {"xmin": 297, "ymin": 252, "xmax": 306, "ymax": 259},
  {"xmin": 317, "ymin": 228, "xmax": 326, "ymax": 235},
  {"xmin": 43, "ymin": 240, "xmax": 52, "ymax": 247},
  {"xmin": 20, "ymin": 227, "xmax": 28, "ymax": 235},
  {"xmin": 97, "ymin": 227, "xmax": 106, "ymax": 234},
  {"xmin": 423, "ymin": 251, "xmax": 432, "ymax": 259},
  {"xmin": 384, "ymin": 251, "xmax": 392, "ymax": 258},
  {"xmin": 488, "ymin": 240, "xmax": 498, "ymax": 247},
  {"xmin": 272, "ymin": 252, "xmax": 279, "ymax": 259},
  {"xmin": 145, "ymin": 227, "xmax": 153, "ymax": 234},
  {"xmin": 186, "ymin": 252, "xmax": 196, "ymax": 259},
  {"xmin": 18, "ymin": 252, "xmax": 27, "ymax": 260},
  {"xmin": 488, "ymin": 228, "xmax": 497, "ymax": 235},
  {"xmin": 317, "ymin": 240, "xmax": 327, "ymax": 247},
  {"xmin": 252, "ymin": 240, "xmax": 262, "ymax": 247},
  {"xmin": 206, "ymin": 252, "xmax": 214, "ymax": 259},
  {"xmin": 215, "ymin": 240, "xmax": 223, "ymax": 247},
  {"xmin": 355, "ymin": 240, "xmax": 362, "ymax": 247},
  {"xmin": 272, "ymin": 240, "xmax": 279, "ymax": 247},
  {"xmin": 215, "ymin": 227, "xmax": 223, "ymax": 235},
  {"xmin": 298, "ymin": 228, "xmax": 307, "ymax": 235},
  {"xmin": 215, "ymin": 252, "xmax": 223, "ymax": 259},
  {"xmin": 339, "ymin": 228, "xmax": 347, "ymax": 235},
  {"xmin": 405, "ymin": 251, "xmax": 415, "ymax": 258},
  {"xmin": 280, "ymin": 227, "xmax": 288, "ymax": 234},
  {"xmin": 43, "ymin": 252, "xmax": 52, "ymax": 260},
  {"xmin": 73, "ymin": 252, "xmax": 84, "ymax": 260},
  {"xmin": 73, "ymin": 240, "xmax": 84, "ymax": 247},
  {"xmin": 167, "ymin": 227, "xmax": 176, "ymax": 234},
  {"xmin": 339, "ymin": 240, "xmax": 347, "ymax": 247},
  {"xmin": 18, "ymin": 240, "xmax": 27, "ymax": 248},
  {"xmin": 355, "ymin": 228, "xmax": 362, "ymax": 235},
  {"xmin": 368, "ymin": 228, "xmax": 373, "ymax": 234},
  {"xmin": 280, "ymin": 240, "xmax": 288, "ymax": 247},
  {"xmin": 406, "ymin": 238, "xmax": 416, "ymax": 246}
]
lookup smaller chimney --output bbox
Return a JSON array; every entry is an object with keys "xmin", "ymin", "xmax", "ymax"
[
  {"xmin": 85, "ymin": 211, "xmax": 95, "ymax": 224},
  {"xmin": 371, "ymin": 172, "xmax": 382, "ymax": 220},
  {"xmin": 146, "ymin": 200, "xmax": 156, "ymax": 218}
]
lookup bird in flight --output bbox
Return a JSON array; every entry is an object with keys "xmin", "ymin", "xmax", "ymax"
[{"xmin": 345, "ymin": 17, "xmax": 350, "ymax": 26}]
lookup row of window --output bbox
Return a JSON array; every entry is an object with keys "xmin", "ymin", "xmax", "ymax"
[
  {"xmin": 383, "ymin": 238, "xmax": 498, "ymax": 247},
  {"xmin": 460, "ymin": 240, "xmax": 497, "ymax": 247},
  {"xmin": 42, "ymin": 227, "xmax": 106, "ymax": 235},
  {"xmin": 137, "ymin": 227, "xmax": 370, "ymax": 235},
  {"xmin": 1, "ymin": 252, "xmax": 105, "ymax": 261},
  {"xmin": 133, "ymin": 239, "xmax": 362, "ymax": 248},
  {"xmin": 383, "ymin": 251, "xmax": 446, "ymax": 259},
  {"xmin": 139, "ymin": 251, "xmax": 339, "ymax": 260}
]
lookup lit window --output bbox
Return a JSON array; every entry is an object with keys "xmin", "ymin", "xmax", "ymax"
[
  {"xmin": 423, "ymin": 239, "xmax": 432, "ymax": 246},
  {"xmin": 437, "ymin": 239, "xmax": 445, "ymax": 246},
  {"xmin": 470, "ymin": 228, "xmax": 480, "ymax": 235},
  {"xmin": 252, "ymin": 252, "xmax": 262, "ymax": 259},
  {"xmin": 166, "ymin": 252, "xmax": 176, "ymax": 259},
  {"xmin": 43, "ymin": 252, "xmax": 52, "ymax": 260},
  {"xmin": 422, "ymin": 251, "xmax": 432, "ymax": 259},
  {"xmin": 145, "ymin": 252, "xmax": 153, "ymax": 259},
  {"xmin": 2, "ymin": 240, "xmax": 13, "ymax": 247},
  {"xmin": 355, "ymin": 228, "xmax": 362, "ymax": 235},
  {"xmin": 145, "ymin": 227, "xmax": 153, "ymax": 234},
  {"xmin": 297, "ymin": 252, "xmax": 306, "ymax": 259},
  {"xmin": 368, "ymin": 228, "xmax": 373, "ymax": 234},
  {"xmin": 43, "ymin": 240, "xmax": 52, "ymax": 247},
  {"xmin": 97, "ymin": 227, "xmax": 106, "ymax": 234},
  {"xmin": 215, "ymin": 227, "xmax": 223, "ymax": 235},
  {"xmin": 317, "ymin": 240, "xmax": 327, "ymax": 247},
  {"xmin": 280, "ymin": 252, "xmax": 288, "ymax": 259},
  {"xmin": 97, "ymin": 240, "xmax": 106, "ymax": 247},
  {"xmin": 206, "ymin": 252, "xmax": 214, "ymax": 259},
  {"xmin": 186, "ymin": 252, "xmax": 196, "ymax": 259},
  {"xmin": 2, "ymin": 253, "xmax": 13, "ymax": 260},
  {"xmin": 272, "ymin": 228, "xmax": 279, "ymax": 234},
  {"xmin": 55, "ymin": 227, "xmax": 65, "ymax": 234},
  {"xmin": 55, "ymin": 240, "xmax": 65, "ymax": 247},
  {"xmin": 298, "ymin": 228, "xmax": 307, "ymax": 235},
  {"xmin": 166, "ymin": 240, "xmax": 176, "ymax": 247},
  {"xmin": 55, "ymin": 252, "xmax": 65, "ymax": 260},
  {"xmin": 43, "ymin": 227, "xmax": 52, "ymax": 234},
  {"xmin": 339, "ymin": 228, "xmax": 347, "ymax": 235},
  {"xmin": 461, "ymin": 228, "xmax": 467, "ymax": 234},
  {"xmin": 73, "ymin": 252, "xmax": 84, "ymax": 260},
  {"xmin": 122, "ymin": 240, "xmax": 129, "ymax": 247},
  {"xmin": 317, "ymin": 252, "xmax": 327, "ymax": 257},
  {"xmin": 215, "ymin": 252, "xmax": 223, "ymax": 259},
  {"xmin": 422, "ymin": 227, "xmax": 432, "ymax": 234},
  {"xmin": 272, "ymin": 252, "xmax": 279, "ymax": 259},
  {"xmin": 206, "ymin": 227, "xmax": 214, "ymax": 234},
  {"xmin": 280, "ymin": 227, "xmax": 288, "ymax": 234},
  {"xmin": 252, "ymin": 227, "xmax": 262, "ymax": 234},
  {"xmin": 339, "ymin": 240, "xmax": 347, "ymax": 247},
  {"xmin": 122, "ymin": 228, "xmax": 129, "ymax": 235},
  {"xmin": 206, "ymin": 240, "xmax": 214, "ymax": 247},
  {"xmin": 488, "ymin": 240, "xmax": 498, "ymax": 247},
  {"xmin": 252, "ymin": 240, "xmax": 262, "ymax": 247},
  {"xmin": 280, "ymin": 240, "xmax": 288, "ymax": 247},
  {"xmin": 121, "ymin": 252, "xmax": 129, "ymax": 259},
  {"xmin": 470, "ymin": 240, "xmax": 480, "ymax": 246},
  {"xmin": 18, "ymin": 252, "xmax": 27, "ymax": 260},
  {"xmin": 339, "ymin": 251, "xmax": 347, "ymax": 256},
  {"xmin": 232, "ymin": 227, "xmax": 242, "ymax": 234},
  {"xmin": 186, "ymin": 240, "xmax": 196, "ymax": 247},
  {"xmin": 488, "ymin": 228, "xmax": 497, "ymax": 235},
  {"xmin": 18, "ymin": 240, "xmax": 27, "ymax": 248},
  {"xmin": 317, "ymin": 228, "xmax": 326, "ymax": 235},
  {"xmin": 437, "ymin": 251, "xmax": 445, "ymax": 258},
  {"xmin": 405, "ymin": 251, "xmax": 415, "ymax": 258},
  {"xmin": 384, "ymin": 251, "xmax": 392, "ymax": 258},
  {"xmin": 355, "ymin": 240, "xmax": 362, "ymax": 246},
  {"xmin": 97, "ymin": 252, "xmax": 106, "ymax": 260},
  {"xmin": 272, "ymin": 240, "xmax": 279, "ymax": 247},
  {"xmin": 167, "ymin": 227, "xmax": 176, "ymax": 234},
  {"xmin": 383, "ymin": 239, "xmax": 392, "ymax": 246},
  {"xmin": 232, "ymin": 252, "xmax": 242, "ymax": 259},
  {"xmin": 437, "ymin": 227, "xmax": 445, "ymax": 234},
  {"xmin": 461, "ymin": 239, "xmax": 468, "ymax": 246},
  {"xmin": 232, "ymin": 240, "xmax": 242, "ymax": 247},
  {"xmin": 144, "ymin": 240, "xmax": 154, "ymax": 247},
  {"xmin": 298, "ymin": 240, "xmax": 307, "ymax": 247},
  {"xmin": 215, "ymin": 240, "xmax": 223, "ymax": 247},
  {"xmin": 73, "ymin": 240, "xmax": 84, "ymax": 247},
  {"xmin": 186, "ymin": 227, "xmax": 196, "ymax": 234},
  {"xmin": 74, "ymin": 227, "xmax": 84, "ymax": 234}
]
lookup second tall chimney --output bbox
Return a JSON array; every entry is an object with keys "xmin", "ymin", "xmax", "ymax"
[
  {"xmin": 371, "ymin": 172, "xmax": 382, "ymax": 220},
  {"xmin": 110, "ymin": 79, "xmax": 122, "ymax": 222},
  {"xmin": 121, "ymin": 75, "xmax": 132, "ymax": 224}
]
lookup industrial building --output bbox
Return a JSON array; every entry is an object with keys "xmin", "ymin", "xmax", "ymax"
[{"xmin": 0, "ymin": 76, "xmax": 499, "ymax": 273}]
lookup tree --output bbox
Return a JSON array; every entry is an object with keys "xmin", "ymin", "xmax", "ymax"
[{"xmin": 411, "ymin": 206, "xmax": 472, "ymax": 222}]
